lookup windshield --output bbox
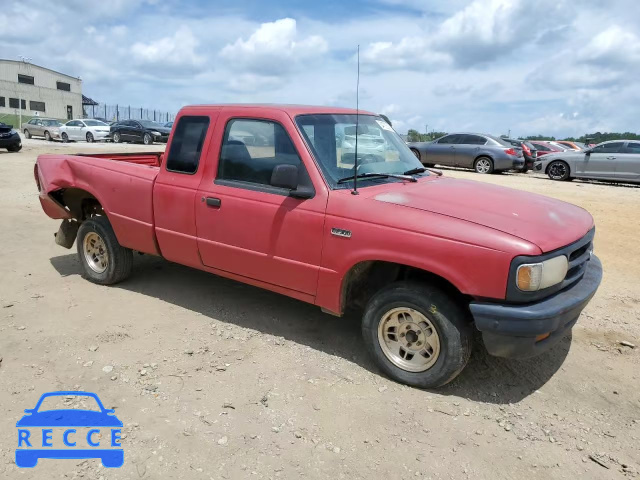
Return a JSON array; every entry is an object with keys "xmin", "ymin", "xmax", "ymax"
[
  {"xmin": 139, "ymin": 120, "xmax": 162, "ymax": 128},
  {"xmin": 296, "ymin": 114, "xmax": 425, "ymax": 188},
  {"xmin": 84, "ymin": 120, "xmax": 107, "ymax": 127}
]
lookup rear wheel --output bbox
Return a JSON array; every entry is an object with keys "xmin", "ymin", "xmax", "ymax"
[
  {"xmin": 86, "ymin": 132, "xmax": 94, "ymax": 143},
  {"xmin": 61, "ymin": 133, "xmax": 69, "ymax": 143},
  {"xmin": 24, "ymin": 129, "xmax": 31, "ymax": 139},
  {"xmin": 547, "ymin": 160, "xmax": 570, "ymax": 181},
  {"xmin": 362, "ymin": 281, "xmax": 472, "ymax": 388},
  {"xmin": 474, "ymin": 157, "xmax": 494, "ymax": 174},
  {"xmin": 112, "ymin": 131, "xmax": 121, "ymax": 143},
  {"xmin": 77, "ymin": 216, "xmax": 133, "ymax": 285},
  {"xmin": 143, "ymin": 133, "xmax": 152, "ymax": 145}
]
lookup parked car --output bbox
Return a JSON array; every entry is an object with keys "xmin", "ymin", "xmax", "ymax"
[
  {"xmin": 556, "ymin": 140, "xmax": 586, "ymax": 151},
  {"xmin": 408, "ymin": 133, "xmax": 524, "ymax": 174},
  {"xmin": 529, "ymin": 141, "xmax": 565, "ymax": 157},
  {"xmin": 22, "ymin": 118, "xmax": 64, "ymax": 141},
  {"xmin": 34, "ymin": 104, "xmax": 602, "ymax": 389},
  {"xmin": 110, "ymin": 120, "xmax": 170, "ymax": 145},
  {"xmin": 533, "ymin": 139, "xmax": 640, "ymax": 183},
  {"xmin": 501, "ymin": 138, "xmax": 538, "ymax": 172},
  {"xmin": 164, "ymin": 121, "xmax": 174, "ymax": 129},
  {"xmin": 548, "ymin": 141, "xmax": 575, "ymax": 151},
  {"xmin": 340, "ymin": 124, "xmax": 386, "ymax": 164},
  {"xmin": 0, "ymin": 122, "xmax": 22, "ymax": 152},
  {"xmin": 60, "ymin": 119, "xmax": 111, "ymax": 143}
]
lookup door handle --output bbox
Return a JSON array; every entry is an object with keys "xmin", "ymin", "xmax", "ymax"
[
  {"xmin": 205, "ymin": 197, "xmax": 221, "ymax": 208},
  {"xmin": 606, "ymin": 156, "xmax": 616, "ymax": 159}
]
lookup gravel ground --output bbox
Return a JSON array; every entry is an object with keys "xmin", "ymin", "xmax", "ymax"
[{"xmin": 1, "ymin": 138, "xmax": 639, "ymax": 479}]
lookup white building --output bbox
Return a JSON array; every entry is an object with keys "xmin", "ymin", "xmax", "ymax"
[{"xmin": 0, "ymin": 59, "xmax": 83, "ymax": 121}]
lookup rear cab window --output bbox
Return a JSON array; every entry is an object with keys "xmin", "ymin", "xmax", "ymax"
[{"xmin": 165, "ymin": 116, "xmax": 210, "ymax": 174}]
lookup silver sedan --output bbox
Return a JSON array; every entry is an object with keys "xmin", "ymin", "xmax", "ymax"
[
  {"xmin": 408, "ymin": 133, "xmax": 524, "ymax": 174},
  {"xmin": 533, "ymin": 140, "xmax": 640, "ymax": 184}
]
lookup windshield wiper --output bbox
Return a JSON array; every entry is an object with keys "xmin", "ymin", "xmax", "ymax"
[
  {"xmin": 337, "ymin": 172, "xmax": 417, "ymax": 184},
  {"xmin": 403, "ymin": 167, "xmax": 427, "ymax": 175}
]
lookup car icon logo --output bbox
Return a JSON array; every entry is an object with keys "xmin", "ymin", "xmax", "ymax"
[{"xmin": 16, "ymin": 391, "xmax": 123, "ymax": 468}]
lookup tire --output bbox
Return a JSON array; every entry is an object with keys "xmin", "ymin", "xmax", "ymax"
[
  {"xmin": 547, "ymin": 160, "xmax": 570, "ymax": 181},
  {"xmin": 112, "ymin": 132, "xmax": 121, "ymax": 143},
  {"xmin": 76, "ymin": 216, "xmax": 133, "ymax": 285},
  {"xmin": 474, "ymin": 157, "xmax": 494, "ymax": 174},
  {"xmin": 86, "ymin": 132, "xmax": 94, "ymax": 143},
  {"xmin": 362, "ymin": 281, "xmax": 472, "ymax": 388},
  {"xmin": 23, "ymin": 129, "xmax": 31, "ymax": 139},
  {"xmin": 410, "ymin": 148, "xmax": 421, "ymax": 161},
  {"xmin": 61, "ymin": 133, "xmax": 69, "ymax": 143},
  {"xmin": 143, "ymin": 133, "xmax": 152, "ymax": 145},
  {"xmin": 44, "ymin": 131, "xmax": 51, "ymax": 141}
]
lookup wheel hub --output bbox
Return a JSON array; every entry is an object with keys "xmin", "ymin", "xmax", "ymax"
[
  {"xmin": 83, "ymin": 232, "xmax": 108, "ymax": 273},
  {"xmin": 377, "ymin": 307, "xmax": 441, "ymax": 372}
]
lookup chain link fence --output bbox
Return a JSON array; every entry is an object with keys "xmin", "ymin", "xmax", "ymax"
[{"xmin": 83, "ymin": 103, "xmax": 175, "ymax": 124}]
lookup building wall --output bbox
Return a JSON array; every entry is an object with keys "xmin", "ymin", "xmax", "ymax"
[{"xmin": 0, "ymin": 60, "xmax": 82, "ymax": 121}]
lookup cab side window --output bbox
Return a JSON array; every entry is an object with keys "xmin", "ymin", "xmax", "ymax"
[
  {"xmin": 165, "ymin": 116, "xmax": 210, "ymax": 174},
  {"xmin": 591, "ymin": 142, "xmax": 624, "ymax": 154},
  {"xmin": 217, "ymin": 119, "xmax": 302, "ymax": 187}
]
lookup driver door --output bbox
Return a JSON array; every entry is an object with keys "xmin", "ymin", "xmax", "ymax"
[
  {"xmin": 578, "ymin": 142, "xmax": 623, "ymax": 179},
  {"xmin": 195, "ymin": 110, "xmax": 327, "ymax": 296}
]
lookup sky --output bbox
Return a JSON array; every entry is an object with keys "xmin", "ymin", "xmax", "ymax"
[{"xmin": 1, "ymin": 0, "xmax": 638, "ymax": 137}]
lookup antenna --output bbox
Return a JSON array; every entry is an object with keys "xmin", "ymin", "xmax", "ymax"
[{"xmin": 352, "ymin": 45, "xmax": 360, "ymax": 196}]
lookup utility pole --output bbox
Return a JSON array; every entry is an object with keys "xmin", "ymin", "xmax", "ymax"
[{"xmin": 508, "ymin": 128, "xmax": 511, "ymax": 138}]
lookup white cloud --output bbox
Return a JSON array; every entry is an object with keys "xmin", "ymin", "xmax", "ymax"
[
  {"xmin": 131, "ymin": 26, "xmax": 204, "ymax": 69},
  {"xmin": 220, "ymin": 18, "xmax": 328, "ymax": 75}
]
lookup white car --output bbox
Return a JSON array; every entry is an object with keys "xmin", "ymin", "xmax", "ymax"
[
  {"xmin": 340, "ymin": 125, "xmax": 386, "ymax": 164},
  {"xmin": 60, "ymin": 119, "xmax": 111, "ymax": 143}
]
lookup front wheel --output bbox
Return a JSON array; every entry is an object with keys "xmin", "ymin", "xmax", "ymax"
[
  {"xmin": 143, "ymin": 133, "xmax": 152, "ymax": 145},
  {"xmin": 61, "ymin": 133, "xmax": 69, "ymax": 143},
  {"xmin": 77, "ymin": 216, "xmax": 133, "ymax": 285},
  {"xmin": 86, "ymin": 132, "xmax": 94, "ymax": 143},
  {"xmin": 112, "ymin": 132, "xmax": 121, "ymax": 143},
  {"xmin": 362, "ymin": 281, "xmax": 472, "ymax": 388},
  {"xmin": 547, "ymin": 160, "xmax": 570, "ymax": 181},
  {"xmin": 474, "ymin": 157, "xmax": 494, "ymax": 174}
]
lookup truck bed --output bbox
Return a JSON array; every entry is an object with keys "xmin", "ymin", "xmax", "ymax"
[{"xmin": 35, "ymin": 152, "xmax": 163, "ymax": 255}]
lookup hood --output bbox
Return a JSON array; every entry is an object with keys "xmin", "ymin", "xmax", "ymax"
[
  {"xmin": 0, "ymin": 123, "xmax": 13, "ymax": 133},
  {"xmin": 370, "ymin": 177, "xmax": 593, "ymax": 253}
]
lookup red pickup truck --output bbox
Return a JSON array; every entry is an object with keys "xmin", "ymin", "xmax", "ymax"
[{"xmin": 34, "ymin": 104, "xmax": 602, "ymax": 388}]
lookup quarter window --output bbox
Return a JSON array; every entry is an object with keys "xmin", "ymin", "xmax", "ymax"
[
  {"xmin": 165, "ymin": 116, "xmax": 210, "ymax": 174},
  {"xmin": 591, "ymin": 142, "xmax": 624, "ymax": 154},
  {"xmin": 217, "ymin": 119, "xmax": 302, "ymax": 187}
]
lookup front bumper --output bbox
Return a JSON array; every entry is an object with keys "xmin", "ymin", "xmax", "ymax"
[
  {"xmin": 533, "ymin": 161, "xmax": 544, "ymax": 172},
  {"xmin": 470, "ymin": 254, "xmax": 602, "ymax": 358}
]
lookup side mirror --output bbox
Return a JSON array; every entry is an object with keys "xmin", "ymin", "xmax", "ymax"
[
  {"xmin": 270, "ymin": 164, "xmax": 313, "ymax": 199},
  {"xmin": 584, "ymin": 149, "xmax": 591, "ymax": 155},
  {"xmin": 24, "ymin": 409, "xmax": 34, "ymax": 414},
  {"xmin": 271, "ymin": 164, "xmax": 299, "ymax": 190}
]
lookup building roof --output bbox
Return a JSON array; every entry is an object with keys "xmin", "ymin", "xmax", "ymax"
[
  {"xmin": 82, "ymin": 95, "xmax": 99, "ymax": 106},
  {"xmin": 0, "ymin": 59, "xmax": 81, "ymax": 82}
]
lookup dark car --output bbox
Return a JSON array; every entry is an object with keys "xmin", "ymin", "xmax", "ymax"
[
  {"xmin": 164, "ymin": 121, "xmax": 173, "ymax": 129},
  {"xmin": 502, "ymin": 138, "xmax": 537, "ymax": 172},
  {"xmin": 0, "ymin": 122, "xmax": 22, "ymax": 152},
  {"xmin": 110, "ymin": 119, "xmax": 170, "ymax": 145},
  {"xmin": 408, "ymin": 133, "xmax": 524, "ymax": 174}
]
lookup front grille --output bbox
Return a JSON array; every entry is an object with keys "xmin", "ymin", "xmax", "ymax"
[{"xmin": 562, "ymin": 236, "xmax": 593, "ymax": 287}]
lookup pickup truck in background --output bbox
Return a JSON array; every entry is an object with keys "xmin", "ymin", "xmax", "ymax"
[{"xmin": 34, "ymin": 104, "xmax": 602, "ymax": 388}]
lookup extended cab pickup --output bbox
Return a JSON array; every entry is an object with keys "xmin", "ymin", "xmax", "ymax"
[{"xmin": 34, "ymin": 104, "xmax": 602, "ymax": 388}]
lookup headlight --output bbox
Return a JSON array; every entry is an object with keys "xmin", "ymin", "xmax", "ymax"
[
  {"xmin": 10, "ymin": 129, "xmax": 17, "ymax": 135},
  {"xmin": 516, "ymin": 255, "xmax": 568, "ymax": 291},
  {"xmin": 150, "ymin": 131, "xmax": 161, "ymax": 136}
]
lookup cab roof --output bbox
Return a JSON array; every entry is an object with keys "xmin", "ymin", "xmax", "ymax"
[{"xmin": 179, "ymin": 104, "xmax": 377, "ymax": 117}]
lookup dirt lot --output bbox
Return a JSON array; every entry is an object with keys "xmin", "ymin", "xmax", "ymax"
[{"xmin": 1, "ymin": 139, "xmax": 639, "ymax": 479}]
